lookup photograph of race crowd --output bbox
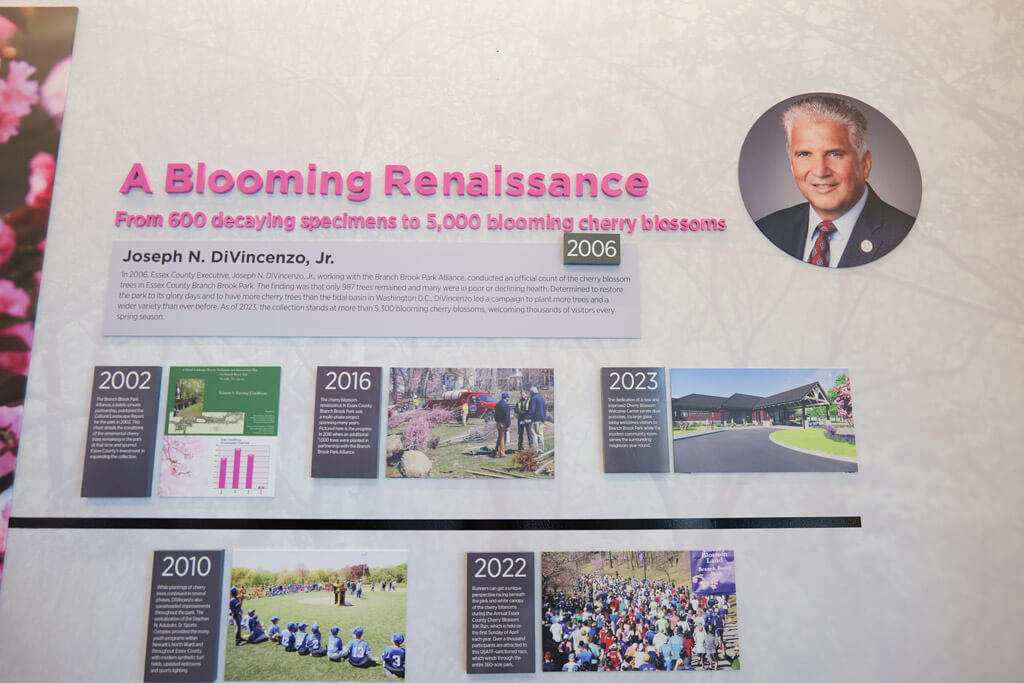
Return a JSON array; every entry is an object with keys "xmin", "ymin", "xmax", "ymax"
[
  {"xmin": 541, "ymin": 551, "xmax": 739, "ymax": 672},
  {"xmin": 224, "ymin": 550, "xmax": 407, "ymax": 681},
  {"xmin": 386, "ymin": 367, "xmax": 554, "ymax": 479}
]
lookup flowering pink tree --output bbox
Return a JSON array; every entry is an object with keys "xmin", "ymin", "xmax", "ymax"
[
  {"xmin": 832, "ymin": 375, "xmax": 853, "ymax": 423},
  {"xmin": 391, "ymin": 407, "xmax": 451, "ymax": 450},
  {"xmin": 158, "ymin": 436, "xmax": 205, "ymax": 496},
  {"xmin": 0, "ymin": 7, "xmax": 75, "ymax": 587}
]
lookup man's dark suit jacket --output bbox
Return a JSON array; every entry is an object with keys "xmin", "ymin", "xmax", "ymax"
[{"xmin": 755, "ymin": 185, "xmax": 915, "ymax": 267}]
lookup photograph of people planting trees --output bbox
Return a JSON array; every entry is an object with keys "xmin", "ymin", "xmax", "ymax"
[{"xmin": 386, "ymin": 368, "xmax": 554, "ymax": 479}]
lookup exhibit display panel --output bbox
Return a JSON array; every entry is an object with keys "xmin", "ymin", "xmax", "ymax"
[
  {"xmin": 0, "ymin": 1, "xmax": 1021, "ymax": 682},
  {"xmin": 1, "ymin": 527, "xmax": 875, "ymax": 681}
]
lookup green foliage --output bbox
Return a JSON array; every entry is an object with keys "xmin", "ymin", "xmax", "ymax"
[
  {"xmin": 369, "ymin": 564, "xmax": 407, "ymax": 585},
  {"xmin": 807, "ymin": 405, "xmax": 837, "ymax": 419},
  {"xmin": 231, "ymin": 564, "xmax": 402, "ymax": 590},
  {"xmin": 822, "ymin": 373, "xmax": 849, "ymax": 418},
  {"xmin": 769, "ymin": 427, "xmax": 857, "ymax": 458},
  {"xmin": 252, "ymin": 570, "xmax": 275, "ymax": 586}
]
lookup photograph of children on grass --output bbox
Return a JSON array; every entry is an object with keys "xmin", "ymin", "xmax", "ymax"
[
  {"xmin": 386, "ymin": 368, "xmax": 554, "ymax": 479},
  {"xmin": 541, "ymin": 551, "xmax": 739, "ymax": 671},
  {"xmin": 670, "ymin": 368, "xmax": 857, "ymax": 473},
  {"xmin": 225, "ymin": 549, "xmax": 407, "ymax": 681}
]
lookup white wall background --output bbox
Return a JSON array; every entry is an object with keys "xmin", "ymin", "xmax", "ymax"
[{"xmin": 1, "ymin": 1, "xmax": 1021, "ymax": 681}]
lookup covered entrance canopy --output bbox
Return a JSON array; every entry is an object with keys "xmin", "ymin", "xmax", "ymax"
[{"xmin": 754, "ymin": 382, "xmax": 830, "ymax": 425}]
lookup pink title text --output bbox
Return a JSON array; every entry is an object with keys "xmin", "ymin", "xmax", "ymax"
[{"xmin": 119, "ymin": 163, "xmax": 649, "ymax": 202}]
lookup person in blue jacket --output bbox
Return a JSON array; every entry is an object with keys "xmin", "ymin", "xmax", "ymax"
[
  {"xmin": 267, "ymin": 616, "xmax": 282, "ymax": 643},
  {"xmin": 327, "ymin": 625, "xmax": 346, "ymax": 661},
  {"xmin": 528, "ymin": 386, "xmax": 547, "ymax": 451},
  {"xmin": 246, "ymin": 609, "xmax": 268, "ymax": 643},
  {"xmin": 380, "ymin": 632, "xmax": 406, "ymax": 678},
  {"xmin": 308, "ymin": 624, "xmax": 327, "ymax": 657},
  {"xmin": 345, "ymin": 626, "xmax": 375, "ymax": 667},
  {"xmin": 228, "ymin": 587, "xmax": 243, "ymax": 646}
]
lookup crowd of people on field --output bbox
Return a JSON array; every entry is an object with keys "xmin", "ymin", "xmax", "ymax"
[
  {"xmin": 237, "ymin": 579, "xmax": 399, "ymax": 601},
  {"xmin": 228, "ymin": 587, "xmax": 406, "ymax": 677},
  {"xmin": 331, "ymin": 579, "xmax": 400, "ymax": 605},
  {"xmin": 542, "ymin": 573, "xmax": 738, "ymax": 672},
  {"xmin": 237, "ymin": 582, "xmax": 328, "ymax": 599}
]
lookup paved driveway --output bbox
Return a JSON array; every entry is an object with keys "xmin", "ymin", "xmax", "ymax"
[{"xmin": 673, "ymin": 428, "xmax": 858, "ymax": 473}]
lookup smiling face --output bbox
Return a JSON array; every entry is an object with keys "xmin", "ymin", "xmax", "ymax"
[{"xmin": 788, "ymin": 118, "xmax": 871, "ymax": 221}]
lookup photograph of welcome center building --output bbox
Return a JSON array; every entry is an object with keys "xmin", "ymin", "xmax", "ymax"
[{"xmin": 670, "ymin": 369, "xmax": 857, "ymax": 473}]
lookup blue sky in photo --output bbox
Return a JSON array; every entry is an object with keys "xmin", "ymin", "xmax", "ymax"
[{"xmin": 668, "ymin": 368, "xmax": 849, "ymax": 399}]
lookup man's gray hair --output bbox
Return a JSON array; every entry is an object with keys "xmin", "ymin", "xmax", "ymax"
[{"xmin": 781, "ymin": 95, "xmax": 868, "ymax": 160}]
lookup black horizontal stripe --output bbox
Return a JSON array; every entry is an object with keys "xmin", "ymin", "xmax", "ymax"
[{"xmin": 9, "ymin": 516, "xmax": 861, "ymax": 531}]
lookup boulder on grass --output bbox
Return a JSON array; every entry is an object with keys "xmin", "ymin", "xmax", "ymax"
[{"xmin": 399, "ymin": 450, "xmax": 432, "ymax": 478}]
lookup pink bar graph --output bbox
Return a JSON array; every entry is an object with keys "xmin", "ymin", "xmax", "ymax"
[
  {"xmin": 232, "ymin": 448, "xmax": 241, "ymax": 489},
  {"xmin": 212, "ymin": 443, "xmax": 272, "ymax": 494}
]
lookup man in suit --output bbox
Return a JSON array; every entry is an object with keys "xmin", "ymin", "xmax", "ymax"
[{"xmin": 756, "ymin": 95, "xmax": 915, "ymax": 268}]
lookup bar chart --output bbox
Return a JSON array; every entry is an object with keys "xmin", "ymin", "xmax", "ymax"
[{"xmin": 211, "ymin": 442, "xmax": 272, "ymax": 496}]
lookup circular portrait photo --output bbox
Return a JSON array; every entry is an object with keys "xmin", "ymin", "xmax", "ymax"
[{"xmin": 738, "ymin": 93, "xmax": 921, "ymax": 268}]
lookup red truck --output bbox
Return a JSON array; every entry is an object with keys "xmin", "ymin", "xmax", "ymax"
[{"xmin": 427, "ymin": 390, "xmax": 499, "ymax": 421}]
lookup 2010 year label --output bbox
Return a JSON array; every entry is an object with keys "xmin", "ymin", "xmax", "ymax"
[{"xmin": 160, "ymin": 554, "xmax": 214, "ymax": 577}]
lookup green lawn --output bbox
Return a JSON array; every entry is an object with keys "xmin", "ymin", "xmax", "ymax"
[
  {"xmin": 178, "ymin": 402, "xmax": 204, "ymax": 418},
  {"xmin": 224, "ymin": 589, "xmax": 406, "ymax": 681},
  {"xmin": 388, "ymin": 420, "xmax": 554, "ymax": 479},
  {"xmin": 769, "ymin": 428, "xmax": 857, "ymax": 458}
]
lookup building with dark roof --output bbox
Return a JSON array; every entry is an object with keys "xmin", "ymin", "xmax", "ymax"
[{"xmin": 672, "ymin": 381, "xmax": 831, "ymax": 426}]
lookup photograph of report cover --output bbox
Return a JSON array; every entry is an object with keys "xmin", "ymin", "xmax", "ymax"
[
  {"xmin": 225, "ymin": 549, "xmax": 408, "ymax": 681},
  {"xmin": 541, "ymin": 551, "xmax": 739, "ymax": 671},
  {"xmin": 670, "ymin": 368, "xmax": 857, "ymax": 473},
  {"xmin": 386, "ymin": 367, "xmax": 554, "ymax": 479},
  {"xmin": 159, "ymin": 366, "xmax": 282, "ymax": 496}
]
